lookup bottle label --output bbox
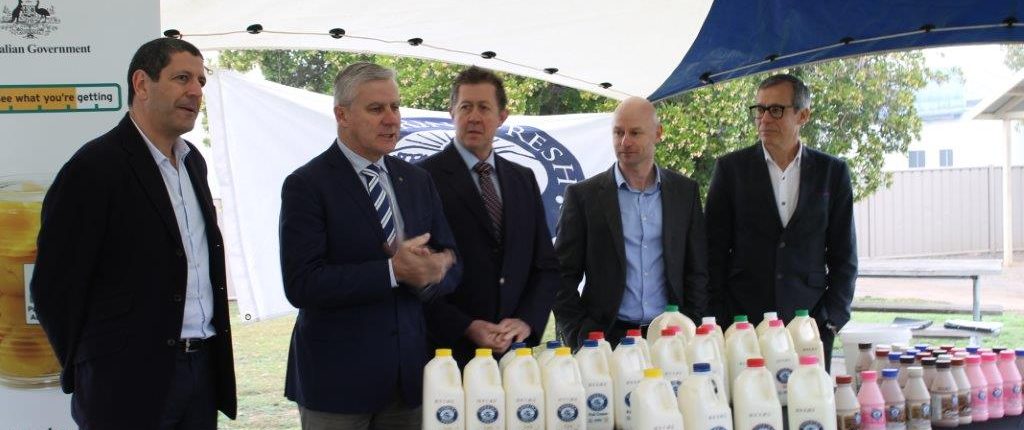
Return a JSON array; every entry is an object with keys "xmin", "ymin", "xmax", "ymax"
[
  {"xmin": 958, "ymin": 391, "xmax": 972, "ymax": 417},
  {"xmin": 886, "ymin": 402, "xmax": 906, "ymax": 424},
  {"xmin": 751, "ymin": 424, "xmax": 776, "ymax": 430},
  {"xmin": 931, "ymin": 392, "xmax": 959, "ymax": 421},
  {"xmin": 476, "ymin": 405, "xmax": 499, "ymax": 424},
  {"xmin": 838, "ymin": 411, "xmax": 862, "ymax": 430},
  {"xmin": 992, "ymin": 386, "xmax": 1003, "ymax": 400},
  {"xmin": 515, "ymin": 404, "xmax": 539, "ymax": 423},
  {"xmin": 436, "ymin": 405, "xmax": 459, "ymax": 424},
  {"xmin": 776, "ymin": 368, "xmax": 793, "ymax": 384},
  {"xmin": 862, "ymin": 406, "xmax": 885, "ymax": 427},
  {"xmin": 556, "ymin": 403, "xmax": 579, "ymax": 422},
  {"xmin": 908, "ymin": 401, "xmax": 931, "ymax": 428},
  {"xmin": 798, "ymin": 420, "xmax": 824, "ymax": 430},
  {"xmin": 1008, "ymin": 383, "xmax": 1023, "ymax": 407},
  {"xmin": 587, "ymin": 393, "xmax": 609, "ymax": 412}
]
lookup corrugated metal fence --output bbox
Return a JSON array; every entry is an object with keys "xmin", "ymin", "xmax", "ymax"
[{"xmin": 855, "ymin": 166, "xmax": 1023, "ymax": 258}]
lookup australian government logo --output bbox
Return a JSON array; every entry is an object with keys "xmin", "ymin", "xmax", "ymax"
[
  {"xmin": 395, "ymin": 117, "xmax": 585, "ymax": 233},
  {"xmin": 2, "ymin": 0, "xmax": 58, "ymax": 38}
]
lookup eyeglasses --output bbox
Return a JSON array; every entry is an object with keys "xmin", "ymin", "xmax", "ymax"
[{"xmin": 748, "ymin": 104, "xmax": 795, "ymax": 120}]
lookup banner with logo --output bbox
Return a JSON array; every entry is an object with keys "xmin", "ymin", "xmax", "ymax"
[
  {"xmin": 205, "ymin": 71, "xmax": 616, "ymax": 321},
  {"xmin": 0, "ymin": 0, "xmax": 158, "ymax": 427}
]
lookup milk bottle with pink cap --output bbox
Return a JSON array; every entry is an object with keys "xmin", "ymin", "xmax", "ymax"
[
  {"xmin": 964, "ymin": 355, "xmax": 988, "ymax": 422},
  {"xmin": 999, "ymin": 350, "xmax": 1023, "ymax": 416},
  {"xmin": 981, "ymin": 352, "xmax": 1004, "ymax": 419},
  {"xmin": 859, "ymin": 370, "xmax": 888, "ymax": 430}
]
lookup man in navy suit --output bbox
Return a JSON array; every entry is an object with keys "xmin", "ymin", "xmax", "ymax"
[
  {"xmin": 279, "ymin": 62, "xmax": 461, "ymax": 430},
  {"xmin": 705, "ymin": 74, "xmax": 857, "ymax": 371},
  {"xmin": 32, "ymin": 38, "xmax": 236, "ymax": 429},
  {"xmin": 418, "ymin": 67, "xmax": 559, "ymax": 367}
]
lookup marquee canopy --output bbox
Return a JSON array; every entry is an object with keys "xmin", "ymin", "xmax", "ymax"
[{"xmin": 161, "ymin": 0, "xmax": 1024, "ymax": 101}]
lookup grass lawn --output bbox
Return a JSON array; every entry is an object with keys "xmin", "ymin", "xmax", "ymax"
[{"xmin": 221, "ymin": 302, "xmax": 1024, "ymax": 429}]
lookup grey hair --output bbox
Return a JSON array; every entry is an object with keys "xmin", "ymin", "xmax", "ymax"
[
  {"xmin": 758, "ymin": 74, "xmax": 811, "ymax": 110},
  {"xmin": 333, "ymin": 62, "xmax": 397, "ymax": 106}
]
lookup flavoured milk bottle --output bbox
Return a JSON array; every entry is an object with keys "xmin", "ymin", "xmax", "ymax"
[
  {"xmin": 760, "ymin": 319, "xmax": 798, "ymax": 405},
  {"xmin": 836, "ymin": 375, "xmax": 863, "ymax": 430},
  {"xmin": 464, "ymin": 348, "xmax": 505, "ymax": 430},
  {"xmin": 903, "ymin": 366, "xmax": 932, "ymax": 430},
  {"xmin": 423, "ymin": 348, "xmax": 465, "ymax": 430},
  {"xmin": 503, "ymin": 348, "xmax": 544, "ymax": 430},
  {"xmin": 542, "ymin": 347, "xmax": 586, "ymax": 430},
  {"xmin": 733, "ymin": 357, "xmax": 784, "ymax": 430},
  {"xmin": 859, "ymin": 371, "xmax": 887, "ymax": 430},
  {"xmin": 633, "ymin": 367, "xmax": 684, "ymax": 429},
  {"xmin": 981, "ymin": 352, "xmax": 1004, "ymax": 419},
  {"xmin": 949, "ymin": 357, "xmax": 971, "ymax": 425},
  {"xmin": 726, "ymin": 322, "xmax": 762, "ymax": 395},
  {"xmin": 881, "ymin": 368, "xmax": 907, "ymax": 430},
  {"xmin": 576, "ymin": 339, "xmax": 614, "ymax": 430},
  {"xmin": 648, "ymin": 304, "xmax": 696, "ymax": 344},
  {"xmin": 690, "ymin": 324, "xmax": 730, "ymax": 402},
  {"xmin": 788, "ymin": 309, "xmax": 826, "ymax": 367},
  {"xmin": 999, "ymin": 350, "xmax": 1023, "ymax": 416},
  {"xmin": 756, "ymin": 311, "xmax": 779, "ymax": 338},
  {"xmin": 787, "ymin": 355, "xmax": 836, "ymax": 430},
  {"xmin": 651, "ymin": 327, "xmax": 689, "ymax": 396},
  {"xmin": 930, "ymin": 360, "xmax": 959, "ymax": 428},
  {"xmin": 680, "ymin": 362, "xmax": 733, "ymax": 430},
  {"xmin": 856, "ymin": 343, "xmax": 875, "ymax": 389},
  {"xmin": 964, "ymin": 355, "xmax": 988, "ymax": 422},
  {"xmin": 612, "ymin": 336, "xmax": 646, "ymax": 430}
]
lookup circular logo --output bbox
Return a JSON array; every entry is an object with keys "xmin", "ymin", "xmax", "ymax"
[
  {"xmin": 994, "ymin": 388, "xmax": 1004, "ymax": 399},
  {"xmin": 671, "ymin": 380, "xmax": 682, "ymax": 396},
  {"xmin": 799, "ymin": 420, "xmax": 824, "ymax": 430},
  {"xmin": 978, "ymin": 390, "xmax": 987, "ymax": 401},
  {"xmin": 557, "ymin": 403, "xmax": 580, "ymax": 422},
  {"xmin": 587, "ymin": 393, "xmax": 609, "ymax": 411},
  {"xmin": 711, "ymin": 427, "xmax": 729, "ymax": 430},
  {"xmin": 870, "ymin": 408, "xmax": 883, "ymax": 420},
  {"xmin": 776, "ymin": 368, "xmax": 793, "ymax": 384},
  {"xmin": 625, "ymin": 392, "xmax": 631, "ymax": 407},
  {"xmin": 516, "ymin": 404, "xmax": 539, "ymax": 423},
  {"xmin": 435, "ymin": 405, "xmax": 458, "ymax": 424},
  {"xmin": 752, "ymin": 424, "xmax": 776, "ymax": 430},
  {"xmin": 396, "ymin": 118, "xmax": 585, "ymax": 233},
  {"xmin": 921, "ymin": 403, "xmax": 931, "ymax": 418},
  {"xmin": 888, "ymin": 405, "xmax": 903, "ymax": 420},
  {"xmin": 852, "ymin": 412, "xmax": 862, "ymax": 425},
  {"xmin": 1016, "ymin": 385, "xmax": 1022, "ymax": 394},
  {"xmin": 477, "ymin": 405, "xmax": 499, "ymax": 424}
]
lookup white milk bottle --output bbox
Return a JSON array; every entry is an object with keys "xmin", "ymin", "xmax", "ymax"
[
  {"xmin": 464, "ymin": 348, "xmax": 505, "ymax": 430},
  {"xmin": 648, "ymin": 304, "xmax": 697, "ymax": 344},
  {"xmin": 760, "ymin": 318, "xmax": 798, "ymax": 406},
  {"xmin": 903, "ymin": 366, "xmax": 932, "ymax": 430},
  {"xmin": 538, "ymin": 340, "xmax": 562, "ymax": 368},
  {"xmin": 423, "ymin": 348, "xmax": 465, "ymax": 430},
  {"xmin": 503, "ymin": 348, "xmax": 544, "ymax": 430},
  {"xmin": 727, "ymin": 322, "xmax": 762, "ymax": 395},
  {"xmin": 703, "ymin": 316, "xmax": 728, "ymax": 359},
  {"xmin": 856, "ymin": 343, "xmax": 875, "ymax": 389},
  {"xmin": 575, "ymin": 339, "xmax": 614, "ymax": 430},
  {"xmin": 756, "ymin": 311, "xmax": 779, "ymax": 338},
  {"xmin": 733, "ymin": 357, "xmax": 784, "ymax": 430},
  {"xmin": 881, "ymin": 368, "xmax": 908, "ymax": 430},
  {"xmin": 930, "ymin": 360, "xmax": 959, "ymax": 428},
  {"xmin": 651, "ymin": 327, "xmax": 689, "ymax": 396},
  {"xmin": 788, "ymin": 355, "xmax": 837, "ymax": 430},
  {"xmin": 680, "ymin": 362, "xmax": 734, "ymax": 430},
  {"xmin": 499, "ymin": 341, "xmax": 528, "ymax": 372},
  {"xmin": 612, "ymin": 336, "xmax": 647, "ymax": 430},
  {"xmin": 725, "ymin": 314, "xmax": 749, "ymax": 344},
  {"xmin": 587, "ymin": 331, "xmax": 615, "ymax": 368},
  {"xmin": 626, "ymin": 329, "xmax": 653, "ymax": 367},
  {"xmin": 787, "ymin": 309, "xmax": 826, "ymax": 368},
  {"xmin": 836, "ymin": 375, "xmax": 863, "ymax": 430},
  {"xmin": 632, "ymin": 368, "xmax": 684, "ymax": 430},
  {"xmin": 690, "ymin": 324, "xmax": 730, "ymax": 402},
  {"xmin": 542, "ymin": 347, "xmax": 586, "ymax": 430}
]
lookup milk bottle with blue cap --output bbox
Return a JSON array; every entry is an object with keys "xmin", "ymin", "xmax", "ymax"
[
  {"xmin": 612, "ymin": 336, "xmax": 647, "ymax": 429},
  {"xmin": 679, "ymin": 362, "xmax": 734, "ymax": 430},
  {"xmin": 464, "ymin": 348, "xmax": 505, "ymax": 430},
  {"xmin": 538, "ymin": 340, "xmax": 562, "ymax": 367},
  {"xmin": 576, "ymin": 339, "xmax": 614, "ymax": 430},
  {"xmin": 503, "ymin": 348, "xmax": 544, "ymax": 430},
  {"xmin": 499, "ymin": 342, "xmax": 528, "ymax": 371},
  {"xmin": 542, "ymin": 347, "xmax": 586, "ymax": 429},
  {"xmin": 423, "ymin": 348, "xmax": 465, "ymax": 430}
]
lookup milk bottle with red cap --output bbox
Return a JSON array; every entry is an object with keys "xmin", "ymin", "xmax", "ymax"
[
  {"xmin": 836, "ymin": 375, "xmax": 862, "ymax": 430},
  {"xmin": 703, "ymin": 316, "xmax": 727, "ymax": 361},
  {"xmin": 648, "ymin": 304, "xmax": 696, "ymax": 344},
  {"xmin": 964, "ymin": 355, "xmax": 988, "ymax": 422},
  {"xmin": 612, "ymin": 337, "xmax": 646, "ymax": 430},
  {"xmin": 999, "ymin": 350, "xmax": 1023, "ymax": 416},
  {"xmin": 981, "ymin": 352, "xmax": 1004, "ymax": 419},
  {"xmin": 689, "ymin": 324, "xmax": 730, "ymax": 402},
  {"xmin": 788, "ymin": 355, "xmax": 836, "ymax": 430},
  {"xmin": 760, "ymin": 319, "xmax": 798, "ymax": 405},
  {"xmin": 632, "ymin": 368, "xmax": 684, "ymax": 430},
  {"xmin": 503, "ymin": 348, "xmax": 545, "ymax": 430},
  {"xmin": 464, "ymin": 348, "xmax": 505, "ymax": 430},
  {"xmin": 575, "ymin": 339, "xmax": 614, "ymax": 430},
  {"xmin": 680, "ymin": 362, "xmax": 734, "ymax": 430},
  {"xmin": 626, "ymin": 329, "xmax": 653, "ymax": 367},
  {"xmin": 423, "ymin": 349, "xmax": 465, "ymax": 430},
  {"xmin": 726, "ymin": 322, "xmax": 762, "ymax": 395},
  {"xmin": 859, "ymin": 371, "xmax": 888, "ymax": 430},
  {"xmin": 733, "ymin": 357, "xmax": 784, "ymax": 430},
  {"xmin": 651, "ymin": 327, "xmax": 689, "ymax": 396},
  {"xmin": 587, "ymin": 331, "xmax": 614, "ymax": 368}
]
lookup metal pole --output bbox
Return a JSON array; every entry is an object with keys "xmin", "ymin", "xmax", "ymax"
[{"xmin": 1003, "ymin": 120, "xmax": 1014, "ymax": 266}]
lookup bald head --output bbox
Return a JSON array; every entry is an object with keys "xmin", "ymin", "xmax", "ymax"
[
  {"xmin": 612, "ymin": 96, "xmax": 662, "ymax": 172},
  {"xmin": 614, "ymin": 96, "xmax": 659, "ymax": 128}
]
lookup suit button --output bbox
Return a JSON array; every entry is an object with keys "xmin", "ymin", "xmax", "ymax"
[
  {"xmin": 173, "ymin": 294, "xmax": 183, "ymax": 302},
  {"xmin": 499, "ymin": 277, "xmax": 505, "ymax": 286},
  {"xmin": 176, "ymin": 248, "xmax": 184, "ymax": 257},
  {"xmin": 776, "ymin": 273, "xmax": 783, "ymax": 280},
  {"xmin": 779, "ymin": 241, "xmax": 786, "ymax": 248},
  {"xmin": 166, "ymin": 339, "xmax": 176, "ymax": 347}
]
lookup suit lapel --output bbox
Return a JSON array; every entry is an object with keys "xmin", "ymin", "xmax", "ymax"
[
  {"xmin": 749, "ymin": 143, "xmax": 784, "ymax": 229},
  {"xmin": 119, "ymin": 115, "xmax": 184, "ymax": 248},
  {"xmin": 599, "ymin": 166, "xmax": 627, "ymax": 268},
  {"xmin": 788, "ymin": 145, "xmax": 817, "ymax": 227},
  {"xmin": 659, "ymin": 169, "xmax": 680, "ymax": 276},
  {"xmin": 437, "ymin": 143, "xmax": 498, "ymax": 244},
  {"xmin": 326, "ymin": 142, "xmax": 385, "ymax": 243}
]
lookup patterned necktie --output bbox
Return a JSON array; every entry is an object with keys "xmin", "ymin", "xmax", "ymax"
[
  {"xmin": 474, "ymin": 161, "xmax": 502, "ymax": 241},
  {"xmin": 361, "ymin": 164, "xmax": 397, "ymax": 248}
]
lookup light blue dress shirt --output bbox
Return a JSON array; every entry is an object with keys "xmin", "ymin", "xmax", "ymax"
[
  {"xmin": 132, "ymin": 117, "xmax": 215, "ymax": 340},
  {"xmin": 614, "ymin": 163, "xmax": 667, "ymax": 324},
  {"xmin": 453, "ymin": 140, "xmax": 502, "ymax": 202}
]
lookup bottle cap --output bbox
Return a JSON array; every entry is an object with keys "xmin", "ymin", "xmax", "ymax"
[
  {"xmin": 799, "ymin": 355, "xmax": 818, "ymax": 365},
  {"xmin": 966, "ymin": 355, "xmax": 981, "ymax": 364},
  {"xmin": 696, "ymin": 325, "xmax": 712, "ymax": 335},
  {"xmin": 966, "ymin": 346, "xmax": 980, "ymax": 354},
  {"xmin": 936, "ymin": 360, "xmax": 951, "ymax": 369},
  {"xmin": 702, "ymin": 316, "xmax": 717, "ymax": 325},
  {"xmin": 644, "ymin": 367, "xmax": 663, "ymax": 378},
  {"xmin": 620, "ymin": 337, "xmax": 636, "ymax": 346},
  {"xmin": 882, "ymin": 368, "xmax": 899, "ymax": 378},
  {"xmin": 1015, "ymin": 349, "xmax": 1024, "ymax": 357},
  {"xmin": 510, "ymin": 342, "xmax": 526, "ymax": 350},
  {"xmin": 546, "ymin": 340, "xmax": 562, "ymax": 349},
  {"xmin": 836, "ymin": 375, "xmax": 854, "ymax": 384},
  {"xmin": 661, "ymin": 328, "xmax": 675, "ymax": 337},
  {"xmin": 858, "ymin": 343, "xmax": 873, "ymax": 350},
  {"xmin": 993, "ymin": 347, "xmax": 1007, "ymax": 354},
  {"xmin": 693, "ymin": 362, "xmax": 711, "ymax": 373},
  {"xmin": 860, "ymin": 370, "xmax": 878, "ymax": 381},
  {"xmin": 516, "ymin": 348, "xmax": 532, "ymax": 357},
  {"xmin": 951, "ymin": 357, "xmax": 965, "ymax": 366},
  {"xmin": 736, "ymin": 322, "xmax": 753, "ymax": 330},
  {"xmin": 1000, "ymin": 350, "xmax": 1016, "ymax": 360},
  {"xmin": 665, "ymin": 304, "xmax": 679, "ymax": 312},
  {"xmin": 733, "ymin": 315, "xmax": 749, "ymax": 323},
  {"xmin": 982, "ymin": 352, "xmax": 997, "ymax": 362},
  {"xmin": 475, "ymin": 348, "xmax": 492, "ymax": 358},
  {"xmin": 889, "ymin": 352, "xmax": 902, "ymax": 361},
  {"xmin": 764, "ymin": 311, "xmax": 778, "ymax": 320},
  {"xmin": 915, "ymin": 343, "xmax": 930, "ymax": 350},
  {"xmin": 555, "ymin": 347, "xmax": 571, "ymax": 356},
  {"xmin": 769, "ymin": 319, "xmax": 783, "ymax": 327},
  {"xmin": 746, "ymin": 357, "xmax": 765, "ymax": 368},
  {"xmin": 876, "ymin": 350, "xmax": 890, "ymax": 358},
  {"xmin": 907, "ymin": 366, "xmax": 923, "ymax": 377},
  {"xmin": 583, "ymin": 339, "xmax": 599, "ymax": 348},
  {"xmin": 921, "ymin": 357, "xmax": 936, "ymax": 366},
  {"xmin": 587, "ymin": 331, "xmax": 605, "ymax": 340},
  {"xmin": 795, "ymin": 309, "xmax": 809, "ymax": 317},
  {"xmin": 900, "ymin": 355, "xmax": 916, "ymax": 364},
  {"xmin": 626, "ymin": 329, "xmax": 642, "ymax": 337},
  {"xmin": 435, "ymin": 348, "xmax": 452, "ymax": 357}
]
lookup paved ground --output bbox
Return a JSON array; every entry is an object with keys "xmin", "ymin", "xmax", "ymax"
[{"xmin": 855, "ymin": 252, "xmax": 1024, "ymax": 312}]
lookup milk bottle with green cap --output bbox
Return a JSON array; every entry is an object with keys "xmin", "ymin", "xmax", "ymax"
[
  {"xmin": 788, "ymin": 309, "xmax": 825, "ymax": 368},
  {"xmin": 648, "ymin": 304, "xmax": 696, "ymax": 344}
]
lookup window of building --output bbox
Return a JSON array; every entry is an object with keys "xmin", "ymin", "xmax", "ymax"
[
  {"xmin": 939, "ymin": 149, "xmax": 953, "ymax": 167},
  {"xmin": 909, "ymin": 150, "xmax": 926, "ymax": 168}
]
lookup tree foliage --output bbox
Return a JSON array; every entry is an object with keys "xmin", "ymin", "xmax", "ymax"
[{"xmin": 219, "ymin": 49, "xmax": 938, "ymax": 200}]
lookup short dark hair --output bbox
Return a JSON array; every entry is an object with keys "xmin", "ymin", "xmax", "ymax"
[
  {"xmin": 127, "ymin": 37, "xmax": 203, "ymax": 105},
  {"xmin": 758, "ymin": 73, "xmax": 811, "ymax": 109},
  {"xmin": 449, "ymin": 66, "xmax": 508, "ymax": 111}
]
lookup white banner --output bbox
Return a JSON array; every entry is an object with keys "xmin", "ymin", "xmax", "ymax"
[
  {"xmin": 205, "ymin": 71, "xmax": 616, "ymax": 321},
  {"xmin": 0, "ymin": 0, "xmax": 159, "ymax": 427}
]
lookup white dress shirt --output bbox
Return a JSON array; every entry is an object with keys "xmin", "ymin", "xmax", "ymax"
[{"xmin": 763, "ymin": 143, "xmax": 802, "ymax": 227}]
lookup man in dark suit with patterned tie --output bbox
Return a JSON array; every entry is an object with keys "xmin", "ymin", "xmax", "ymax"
[
  {"xmin": 279, "ymin": 62, "xmax": 462, "ymax": 429},
  {"xmin": 419, "ymin": 67, "xmax": 560, "ymax": 367}
]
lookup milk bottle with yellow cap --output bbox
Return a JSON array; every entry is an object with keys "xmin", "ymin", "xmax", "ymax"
[
  {"xmin": 504, "ymin": 348, "xmax": 544, "ymax": 429},
  {"xmin": 423, "ymin": 348, "xmax": 465, "ymax": 430},
  {"xmin": 464, "ymin": 348, "xmax": 505, "ymax": 430}
]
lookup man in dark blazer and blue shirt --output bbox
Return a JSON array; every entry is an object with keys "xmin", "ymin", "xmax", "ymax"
[
  {"xmin": 419, "ymin": 67, "xmax": 560, "ymax": 367},
  {"xmin": 31, "ymin": 38, "xmax": 236, "ymax": 429},
  {"xmin": 705, "ymin": 74, "xmax": 857, "ymax": 371},
  {"xmin": 554, "ymin": 97, "xmax": 709, "ymax": 349},
  {"xmin": 279, "ymin": 62, "xmax": 461, "ymax": 430}
]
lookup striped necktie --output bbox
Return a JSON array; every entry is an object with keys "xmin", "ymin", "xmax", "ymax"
[
  {"xmin": 361, "ymin": 164, "xmax": 397, "ymax": 247},
  {"xmin": 473, "ymin": 161, "xmax": 502, "ymax": 241}
]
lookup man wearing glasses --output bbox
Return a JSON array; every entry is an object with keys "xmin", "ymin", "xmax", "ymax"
[{"xmin": 705, "ymin": 74, "xmax": 857, "ymax": 371}]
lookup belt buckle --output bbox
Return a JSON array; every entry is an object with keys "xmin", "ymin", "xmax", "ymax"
[{"xmin": 183, "ymin": 338, "xmax": 197, "ymax": 353}]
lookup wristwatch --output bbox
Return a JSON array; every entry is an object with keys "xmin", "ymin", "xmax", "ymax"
[{"xmin": 825, "ymin": 321, "xmax": 840, "ymax": 336}]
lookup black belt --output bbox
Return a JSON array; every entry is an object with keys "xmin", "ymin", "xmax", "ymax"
[
  {"xmin": 612, "ymin": 319, "xmax": 651, "ymax": 331},
  {"xmin": 176, "ymin": 337, "xmax": 210, "ymax": 353}
]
